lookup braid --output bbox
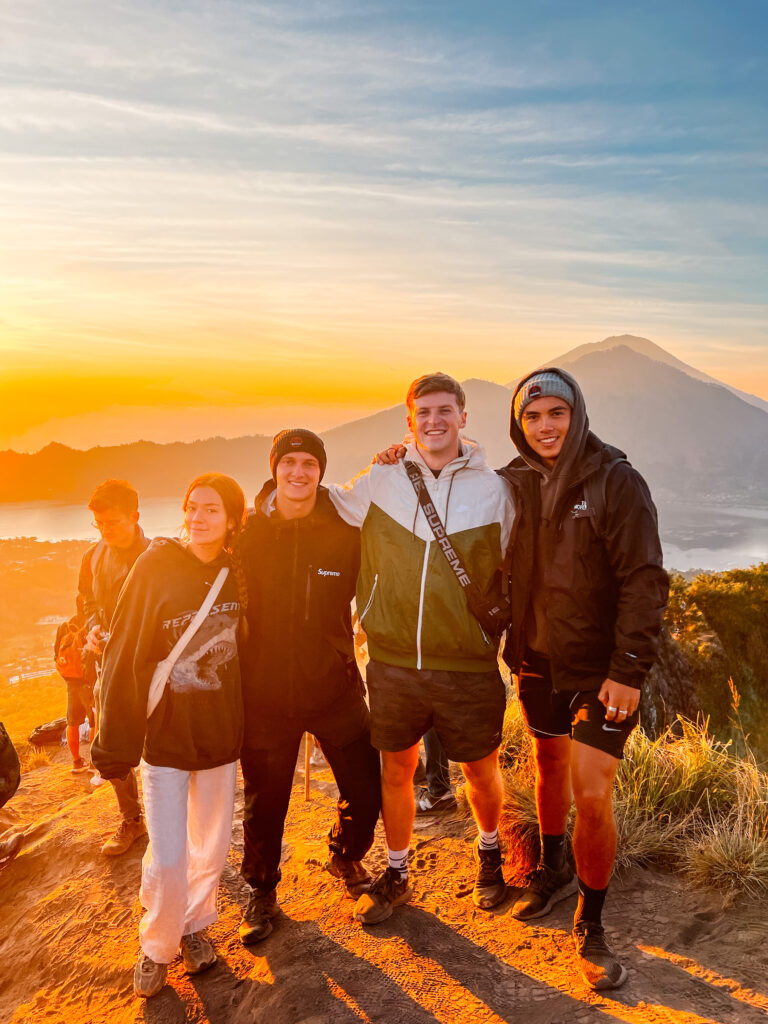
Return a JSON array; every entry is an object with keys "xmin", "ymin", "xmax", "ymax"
[{"xmin": 227, "ymin": 531, "xmax": 249, "ymax": 614}]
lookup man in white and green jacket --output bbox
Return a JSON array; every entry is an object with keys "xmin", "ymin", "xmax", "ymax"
[{"xmin": 330, "ymin": 372, "xmax": 515, "ymax": 924}]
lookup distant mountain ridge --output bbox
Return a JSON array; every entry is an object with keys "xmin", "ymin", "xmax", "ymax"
[
  {"xmin": 1, "ymin": 335, "xmax": 767, "ymax": 507},
  {"xmin": 509, "ymin": 334, "xmax": 768, "ymax": 415}
]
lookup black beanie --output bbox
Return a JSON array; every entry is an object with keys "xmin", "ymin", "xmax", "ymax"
[{"xmin": 269, "ymin": 428, "xmax": 327, "ymax": 481}]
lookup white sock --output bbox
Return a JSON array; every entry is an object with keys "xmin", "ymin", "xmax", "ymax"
[
  {"xmin": 478, "ymin": 828, "xmax": 499, "ymax": 851},
  {"xmin": 387, "ymin": 846, "xmax": 409, "ymax": 876}
]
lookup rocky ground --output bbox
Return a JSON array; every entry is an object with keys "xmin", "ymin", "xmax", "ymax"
[{"xmin": 2, "ymin": 744, "xmax": 768, "ymax": 1024}]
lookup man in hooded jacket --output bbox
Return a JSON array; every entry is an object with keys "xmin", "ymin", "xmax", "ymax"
[{"xmin": 499, "ymin": 368, "xmax": 668, "ymax": 991}]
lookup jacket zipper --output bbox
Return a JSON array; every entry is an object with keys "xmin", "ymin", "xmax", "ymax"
[
  {"xmin": 305, "ymin": 564, "xmax": 312, "ymax": 621},
  {"xmin": 416, "ymin": 539, "xmax": 430, "ymax": 670},
  {"xmin": 359, "ymin": 574, "xmax": 378, "ymax": 622}
]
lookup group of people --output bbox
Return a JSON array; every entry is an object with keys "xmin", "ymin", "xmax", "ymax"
[{"xmin": 59, "ymin": 367, "xmax": 668, "ymax": 999}]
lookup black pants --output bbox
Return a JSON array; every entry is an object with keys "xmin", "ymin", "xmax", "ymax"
[
  {"xmin": 241, "ymin": 727, "xmax": 381, "ymax": 892},
  {"xmin": 413, "ymin": 727, "xmax": 451, "ymax": 797}
]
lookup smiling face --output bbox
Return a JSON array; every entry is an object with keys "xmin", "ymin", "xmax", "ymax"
[
  {"xmin": 520, "ymin": 395, "xmax": 572, "ymax": 467},
  {"xmin": 275, "ymin": 452, "xmax": 321, "ymax": 514},
  {"xmin": 184, "ymin": 486, "xmax": 234, "ymax": 553},
  {"xmin": 406, "ymin": 390, "xmax": 467, "ymax": 469}
]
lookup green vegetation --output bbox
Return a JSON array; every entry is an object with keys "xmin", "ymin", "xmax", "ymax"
[
  {"xmin": 498, "ymin": 701, "xmax": 768, "ymax": 898},
  {"xmin": 667, "ymin": 563, "xmax": 768, "ymax": 757}
]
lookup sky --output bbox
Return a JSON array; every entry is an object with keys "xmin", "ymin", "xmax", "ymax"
[{"xmin": 1, "ymin": 0, "xmax": 766, "ymax": 451}]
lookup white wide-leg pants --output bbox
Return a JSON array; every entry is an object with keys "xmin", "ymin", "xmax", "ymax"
[{"xmin": 138, "ymin": 759, "xmax": 237, "ymax": 964}]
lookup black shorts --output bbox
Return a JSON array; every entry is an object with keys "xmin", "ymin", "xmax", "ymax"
[
  {"xmin": 515, "ymin": 650, "xmax": 637, "ymax": 760},
  {"xmin": 66, "ymin": 679, "xmax": 95, "ymax": 728},
  {"xmin": 366, "ymin": 660, "xmax": 506, "ymax": 763}
]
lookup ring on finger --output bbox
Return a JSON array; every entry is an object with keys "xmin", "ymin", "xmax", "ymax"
[
  {"xmin": 617, "ymin": 708, "xmax": 628, "ymax": 716},
  {"xmin": 608, "ymin": 705, "xmax": 617, "ymax": 712}
]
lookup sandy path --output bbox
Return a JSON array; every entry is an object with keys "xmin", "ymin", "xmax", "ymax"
[{"xmin": 2, "ymin": 752, "xmax": 767, "ymax": 1024}]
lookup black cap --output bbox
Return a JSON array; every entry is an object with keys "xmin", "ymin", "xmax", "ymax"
[{"xmin": 269, "ymin": 428, "xmax": 327, "ymax": 482}]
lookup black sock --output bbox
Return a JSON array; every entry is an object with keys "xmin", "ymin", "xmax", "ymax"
[
  {"xmin": 574, "ymin": 877, "xmax": 607, "ymax": 926},
  {"xmin": 541, "ymin": 832, "xmax": 566, "ymax": 871}
]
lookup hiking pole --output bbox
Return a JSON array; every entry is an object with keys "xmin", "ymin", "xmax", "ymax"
[{"xmin": 304, "ymin": 732, "xmax": 311, "ymax": 800}]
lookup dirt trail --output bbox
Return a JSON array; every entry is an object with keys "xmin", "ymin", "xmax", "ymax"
[{"xmin": 2, "ymin": 749, "xmax": 768, "ymax": 1024}]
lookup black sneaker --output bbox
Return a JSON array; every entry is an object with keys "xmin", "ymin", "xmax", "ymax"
[
  {"xmin": 239, "ymin": 886, "xmax": 279, "ymax": 945},
  {"xmin": 353, "ymin": 867, "xmax": 412, "ymax": 925},
  {"xmin": 472, "ymin": 838, "xmax": 506, "ymax": 910},
  {"xmin": 573, "ymin": 921, "xmax": 628, "ymax": 990},
  {"xmin": 325, "ymin": 852, "xmax": 372, "ymax": 897},
  {"xmin": 511, "ymin": 861, "xmax": 577, "ymax": 921}
]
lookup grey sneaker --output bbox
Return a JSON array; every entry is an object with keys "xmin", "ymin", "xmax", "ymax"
[
  {"xmin": 573, "ymin": 921, "xmax": 628, "ymax": 990},
  {"xmin": 180, "ymin": 931, "xmax": 216, "ymax": 975},
  {"xmin": 472, "ymin": 838, "xmax": 506, "ymax": 910},
  {"xmin": 353, "ymin": 867, "xmax": 412, "ymax": 925},
  {"xmin": 325, "ymin": 852, "xmax": 372, "ymax": 897},
  {"xmin": 239, "ymin": 886, "xmax": 279, "ymax": 945},
  {"xmin": 511, "ymin": 861, "xmax": 577, "ymax": 921},
  {"xmin": 133, "ymin": 953, "xmax": 167, "ymax": 998},
  {"xmin": 415, "ymin": 788, "xmax": 457, "ymax": 815}
]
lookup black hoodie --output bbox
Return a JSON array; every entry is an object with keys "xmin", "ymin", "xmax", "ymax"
[
  {"xmin": 499, "ymin": 367, "xmax": 668, "ymax": 692},
  {"xmin": 239, "ymin": 483, "xmax": 366, "ymax": 747},
  {"xmin": 91, "ymin": 538, "xmax": 243, "ymax": 776}
]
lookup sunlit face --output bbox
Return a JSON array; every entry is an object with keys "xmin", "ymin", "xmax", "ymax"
[
  {"xmin": 276, "ymin": 452, "xmax": 321, "ymax": 504},
  {"xmin": 406, "ymin": 390, "xmax": 466, "ymax": 461},
  {"xmin": 520, "ymin": 396, "xmax": 572, "ymax": 467},
  {"xmin": 91, "ymin": 505, "xmax": 139, "ymax": 549},
  {"xmin": 184, "ymin": 486, "xmax": 234, "ymax": 549}
]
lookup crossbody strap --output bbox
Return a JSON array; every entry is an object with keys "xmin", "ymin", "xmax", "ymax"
[
  {"xmin": 146, "ymin": 566, "xmax": 229, "ymax": 717},
  {"xmin": 403, "ymin": 460, "xmax": 483, "ymax": 604}
]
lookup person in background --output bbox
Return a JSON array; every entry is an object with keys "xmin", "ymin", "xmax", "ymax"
[
  {"xmin": 76, "ymin": 479, "xmax": 149, "ymax": 855},
  {"xmin": 237, "ymin": 429, "xmax": 380, "ymax": 944},
  {"xmin": 53, "ymin": 615, "xmax": 96, "ymax": 773},
  {"xmin": 91, "ymin": 473, "xmax": 247, "ymax": 999},
  {"xmin": 500, "ymin": 369, "xmax": 668, "ymax": 990},
  {"xmin": 413, "ymin": 728, "xmax": 455, "ymax": 814}
]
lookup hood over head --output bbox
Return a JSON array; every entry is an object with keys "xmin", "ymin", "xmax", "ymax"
[{"xmin": 509, "ymin": 366, "xmax": 592, "ymax": 520}]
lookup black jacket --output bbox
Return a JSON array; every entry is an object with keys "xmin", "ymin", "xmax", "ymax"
[
  {"xmin": 91, "ymin": 539, "xmax": 243, "ymax": 776},
  {"xmin": 500, "ymin": 368, "xmax": 669, "ymax": 692},
  {"xmin": 240, "ymin": 484, "xmax": 364, "ymax": 746}
]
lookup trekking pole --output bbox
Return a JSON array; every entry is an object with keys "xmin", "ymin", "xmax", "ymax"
[{"xmin": 304, "ymin": 732, "xmax": 311, "ymax": 801}]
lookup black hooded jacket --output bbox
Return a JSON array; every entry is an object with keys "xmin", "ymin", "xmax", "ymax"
[
  {"xmin": 91, "ymin": 538, "xmax": 243, "ymax": 776},
  {"xmin": 499, "ymin": 367, "xmax": 669, "ymax": 692},
  {"xmin": 239, "ymin": 483, "xmax": 365, "ymax": 747}
]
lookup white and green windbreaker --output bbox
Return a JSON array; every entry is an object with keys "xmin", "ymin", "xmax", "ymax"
[{"xmin": 329, "ymin": 440, "xmax": 515, "ymax": 673}]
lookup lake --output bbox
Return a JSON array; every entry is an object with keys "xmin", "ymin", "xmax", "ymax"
[{"xmin": 0, "ymin": 497, "xmax": 766, "ymax": 573}]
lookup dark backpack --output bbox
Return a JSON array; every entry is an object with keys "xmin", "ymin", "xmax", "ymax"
[
  {"xmin": 27, "ymin": 717, "xmax": 67, "ymax": 747},
  {"xmin": 583, "ymin": 456, "xmax": 628, "ymax": 541},
  {"xmin": 54, "ymin": 618, "xmax": 86, "ymax": 681},
  {"xmin": 0, "ymin": 723, "xmax": 21, "ymax": 809}
]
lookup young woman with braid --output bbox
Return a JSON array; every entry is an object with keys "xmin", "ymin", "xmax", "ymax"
[{"xmin": 91, "ymin": 473, "xmax": 248, "ymax": 999}]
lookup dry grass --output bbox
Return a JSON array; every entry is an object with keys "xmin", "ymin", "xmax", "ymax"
[{"xmin": 499, "ymin": 698, "xmax": 768, "ymax": 898}]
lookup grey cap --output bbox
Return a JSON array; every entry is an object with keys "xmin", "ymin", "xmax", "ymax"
[{"xmin": 513, "ymin": 371, "xmax": 575, "ymax": 424}]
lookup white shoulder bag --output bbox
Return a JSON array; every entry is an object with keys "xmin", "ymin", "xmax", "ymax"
[{"xmin": 146, "ymin": 567, "xmax": 229, "ymax": 718}]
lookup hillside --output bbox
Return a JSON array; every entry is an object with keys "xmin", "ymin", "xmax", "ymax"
[{"xmin": 3, "ymin": 737, "xmax": 768, "ymax": 1023}]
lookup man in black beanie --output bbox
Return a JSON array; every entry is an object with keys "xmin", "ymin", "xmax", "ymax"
[
  {"xmin": 500, "ymin": 369, "xmax": 668, "ymax": 991},
  {"xmin": 237, "ymin": 429, "xmax": 381, "ymax": 944}
]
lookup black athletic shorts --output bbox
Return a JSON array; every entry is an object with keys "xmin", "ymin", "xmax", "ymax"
[
  {"xmin": 515, "ymin": 649, "xmax": 637, "ymax": 760},
  {"xmin": 66, "ymin": 679, "xmax": 95, "ymax": 728},
  {"xmin": 365, "ymin": 659, "xmax": 506, "ymax": 763}
]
